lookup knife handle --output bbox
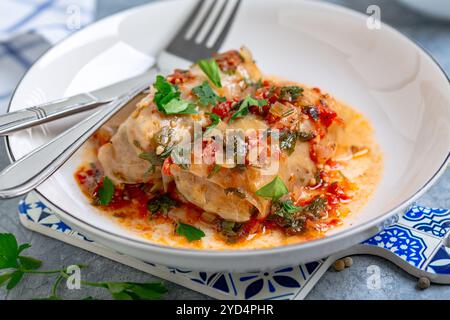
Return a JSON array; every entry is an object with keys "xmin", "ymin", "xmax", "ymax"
[{"xmin": 0, "ymin": 93, "xmax": 106, "ymax": 135}]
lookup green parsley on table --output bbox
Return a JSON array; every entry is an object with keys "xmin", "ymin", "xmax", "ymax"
[
  {"xmin": 0, "ymin": 233, "xmax": 167, "ymax": 300},
  {"xmin": 176, "ymin": 222, "xmax": 205, "ymax": 242},
  {"xmin": 198, "ymin": 59, "xmax": 222, "ymax": 88}
]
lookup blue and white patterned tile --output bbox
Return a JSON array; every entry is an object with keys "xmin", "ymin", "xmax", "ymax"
[
  {"xmin": 426, "ymin": 245, "xmax": 450, "ymax": 275},
  {"xmin": 164, "ymin": 266, "xmax": 220, "ymax": 287},
  {"xmin": 362, "ymin": 224, "xmax": 441, "ymax": 269},
  {"xmin": 399, "ymin": 204, "xmax": 450, "ymax": 239},
  {"xmin": 17, "ymin": 192, "xmax": 450, "ymax": 296},
  {"xmin": 18, "ymin": 198, "xmax": 89, "ymax": 241},
  {"xmin": 224, "ymin": 262, "xmax": 322, "ymax": 300}
]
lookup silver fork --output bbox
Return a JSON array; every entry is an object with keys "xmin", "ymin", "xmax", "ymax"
[
  {"xmin": 0, "ymin": 0, "xmax": 242, "ymax": 135},
  {"xmin": 0, "ymin": 0, "xmax": 242, "ymax": 198}
]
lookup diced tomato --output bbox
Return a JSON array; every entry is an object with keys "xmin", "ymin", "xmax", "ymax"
[
  {"xmin": 243, "ymin": 218, "xmax": 262, "ymax": 235},
  {"xmin": 167, "ymin": 69, "xmax": 193, "ymax": 85},
  {"xmin": 162, "ymin": 157, "xmax": 173, "ymax": 176},
  {"xmin": 212, "ymin": 100, "xmax": 234, "ymax": 120},
  {"xmin": 327, "ymin": 182, "xmax": 350, "ymax": 202},
  {"xmin": 213, "ymin": 50, "xmax": 243, "ymax": 72},
  {"xmin": 317, "ymin": 103, "xmax": 337, "ymax": 127}
]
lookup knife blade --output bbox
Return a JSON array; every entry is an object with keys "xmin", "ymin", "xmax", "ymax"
[{"xmin": 0, "ymin": 69, "xmax": 156, "ymax": 136}]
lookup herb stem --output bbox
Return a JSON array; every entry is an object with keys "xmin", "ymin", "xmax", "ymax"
[
  {"xmin": 58, "ymin": 271, "xmax": 105, "ymax": 288},
  {"xmin": 21, "ymin": 269, "xmax": 64, "ymax": 274},
  {"xmin": 51, "ymin": 275, "xmax": 64, "ymax": 297}
]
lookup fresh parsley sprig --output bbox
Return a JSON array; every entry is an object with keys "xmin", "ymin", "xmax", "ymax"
[
  {"xmin": 205, "ymin": 112, "xmax": 221, "ymax": 133},
  {"xmin": 175, "ymin": 222, "xmax": 205, "ymax": 242},
  {"xmin": 153, "ymin": 75, "xmax": 197, "ymax": 115},
  {"xmin": 97, "ymin": 176, "xmax": 115, "ymax": 205},
  {"xmin": 0, "ymin": 233, "xmax": 167, "ymax": 300},
  {"xmin": 198, "ymin": 59, "xmax": 222, "ymax": 88},
  {"xmin": 255, "ymin": 176, "xmax": 288, "ymax": 201},
  {"xmin": 230, "ymin": 95, "xmax": 267, "ymax": 123},
  {"xmin": 192, "ymin": 81, "xmax": 226, "ymax": 107},
  {"xmin": 147, "ymin": 194, "xmax": 177, "ymax": 215}
]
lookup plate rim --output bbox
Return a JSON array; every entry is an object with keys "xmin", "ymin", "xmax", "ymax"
[{"xmin": 5, "ymin": 0, "xmax": 450, "ymax": 258}]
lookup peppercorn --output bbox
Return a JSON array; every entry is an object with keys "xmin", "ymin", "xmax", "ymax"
[
  {"xmin": 333, "ymin": 259, "xmax": 345, "ymax": 271},
  {"xmin": 343, "ymin": 257, "xmax": 353, "ymax": 267},
  {"xmin": 417, "ymin": 277, "xmax": 430, "ymax": 290}
]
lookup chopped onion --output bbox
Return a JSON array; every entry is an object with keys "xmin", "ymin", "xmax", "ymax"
[{"xmin": 269, "ymin": 102, "xmax": 295, "ymax": 118}]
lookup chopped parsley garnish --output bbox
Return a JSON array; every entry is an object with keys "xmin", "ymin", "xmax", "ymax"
[
  {"xmin": 280, "ymin": 86, "xmax": 304, "ymax": 101},
  {"xmin": 279, "ymin": 130, "xmax": 316, "ymax": 155},
  {"xmin": 304, "ymin": 196, "xmax": 328, "ymax": 218},
  {"xmin": 269, "ymin": 200, "xmax": 306, "ymax": 234},
  {"xmin": 139, "ymin": 151, "xmax": 164, "ymax": 173},
  {"xmin": 205, "ymin": 112, "xmax": 221, "ymax": 133},
  {"xmin": 303, "ymin": 105, "xmax": 319, "ymax": 121},
  {"xmin": 153, "ymin": 75, "xmax": 197, "ymax": 115},
  {"xmin": 176, "ymin": 222, "xmax": 205, "ymax": 242},
  {"xmin": 198, "ymin": 59, "xmax": 222, "ymax": 88},
  {"xmin": 97, "ymin": 177, "xmax": 115, "ymax": 205},
  {"xmin": 192, "ymin": 81, "xmax": 226, "ymax": 106},
  {"xmin": 279, "ymin": 130, "xmax": 298, "ymax": 155},
  {"xmin": 229, "ymin": 95, "xmax": 267, "ymax": 123},
  {"xmin": 220, "ymin": 220, "xmax": 244, "ymax": 243},
  {"xmin": 207, "ymin": 164, "xmax": 221, "ymax": 179},
  {"xmin": 255, "ymin": 176, "xmax": 288, "ymax": 201},
  {"xmin": 147, "ymin": 194, "xmax": 177, "ymax": 215},
  {"xmin": 224, "ymin": 187, "xmax": 247, "ymax": 199}
]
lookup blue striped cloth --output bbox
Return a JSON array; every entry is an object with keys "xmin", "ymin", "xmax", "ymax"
[{"xmin": 0, "ymin": 0, "xmax": 96, "ymax": 111}]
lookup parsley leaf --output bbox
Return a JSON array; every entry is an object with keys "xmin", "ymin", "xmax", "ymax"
[
  {"xmin": 279, "ymin": 200, "xmax": 303, "ymax": 215},
  {"xmin": 304, "ymin": 196, "xmax": 328, "ymax": 218},
  {"xmin": 153, "ymin": 75, "xmax": 197, "ymax": 115},
  {"xmin": 303, "ymin": 105, "xmax": 319, "ymax": 121},
  {"xmin": 255, "ymin": 176, "xmax": 289, "ymax": 201},
  {"xmin": 230, "ymin": 95, "xmax": 267, "ymax": 123},
  {"xmin": 153, "ymin": 75, "xmax": 179, "ymax": 111},
  {"xmin": 139, "ymin": 151, "xmax": 164, "ymax": 166},
  {"xmin": 269, "ymin": 200, "xmax": 306, "ymax": 234},
  {"xmin": 163, "ymin": 98, "xmax": 197, "ymax": 115},
  {"xmin": 198, "ymin": 59, "xmax": 222, "ymax": 88},
  {"xmin": 0, "ymin": 232, "xmax": 168, "ymax": 299},
  {"xmin": 192, "ymin": 81, "xmax": 226, "ymax": 107},
  {"xmin": 102, "ymin": 281, "xmax": 167, "ymax": 300},
  {"xmin": 207, "ymin": 164, "xmax": 221, "ymax": 179},
  {"xmin": 205, "ymin": 112, "xmax": 221, "ymax": 133},
  {"xmin": 176, "ymin": 222, "xmax": 205, "ymax": 242},
  {"xmin": 147, "ymin": 194, "xmax": 177, "ymax": 215},
  {"xmin": 0, "ymin": 233, "xmax": 19, "ymax": 269},
  {"xmin": 280, "ymin": 86, "xmax": 303, "ymax": 101},
  {"xmin": 97, "ymin": 176, "xmax": 115, "ymax": 206},
  {"xmin": 279, "ymin": 130, "xmax": 298, "ymax": 155},
  {"xmin": 0, "ymin": 233, "xmax": 42, "ymax": 290}
]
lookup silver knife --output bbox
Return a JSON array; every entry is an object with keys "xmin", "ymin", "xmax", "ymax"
[{"xmin": 0, "ymin": 71, "xmax": 155, "ymax": 136}]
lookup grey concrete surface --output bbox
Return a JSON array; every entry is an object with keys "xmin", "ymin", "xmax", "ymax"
[{"xmin": 0, "ymin": 0, "xmax": 449, "ymax": 300}]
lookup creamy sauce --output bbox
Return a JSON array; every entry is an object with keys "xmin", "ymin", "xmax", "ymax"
[{"xmin": 76, "ymin": 92, "xmax": 383, "ymax": 250}]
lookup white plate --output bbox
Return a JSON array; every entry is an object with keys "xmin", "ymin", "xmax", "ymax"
[{"xmin": 7, "ymin": 0, "xmax": 450, "ymax": 271}]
